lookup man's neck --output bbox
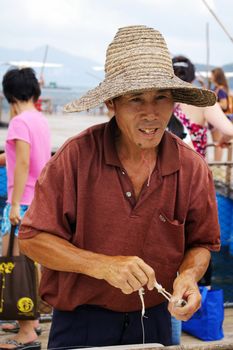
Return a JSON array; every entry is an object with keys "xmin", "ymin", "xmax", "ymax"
[
  {"xmin": 116, "ymin": 137, "xmax": 158, "ymax": 199},
  {"xmin": 116, "ymin": 136, "xmax": 158, "ymax": 164}
]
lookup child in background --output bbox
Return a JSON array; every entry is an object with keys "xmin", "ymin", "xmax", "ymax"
[{"xmin": 0, "ymin": 68, "xmax": 51, "ymax": 350}]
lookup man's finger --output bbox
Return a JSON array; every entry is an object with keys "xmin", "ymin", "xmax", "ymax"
[
  {"xmin": 137, "ymin": 259, "xmax": 155, "ymax": 290},
  {"xmin": 121, "ymin": 282, "xmax": 134, "ymax": 295},
  {"xmin": 131, "ymin": 266, "xmax": 149, "ymax": 287},
  {"xmin": 127, "ymin": 274, "xmax": 144, "ymax": 292}
]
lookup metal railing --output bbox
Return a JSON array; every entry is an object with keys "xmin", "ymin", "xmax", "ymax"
[{"xmin": 207, "ymin": 143, "xmax": 233, "ymax": 198}]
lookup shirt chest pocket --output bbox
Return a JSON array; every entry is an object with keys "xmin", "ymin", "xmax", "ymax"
[{"xmin": 142, "ymin": 209, "xmax": 185, "ymax": 266}]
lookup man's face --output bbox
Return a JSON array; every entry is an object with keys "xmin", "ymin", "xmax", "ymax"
[{"xmin": 106, "ymin": 89, "xmax": 174, "ymax": 149}]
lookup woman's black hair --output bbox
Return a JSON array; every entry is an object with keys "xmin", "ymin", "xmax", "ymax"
[
  {"xmin": 172, "ymin": 55, "xmax": 195, "ymax": 83},
  {"xmin": 2, "ymin": 67, "xmax": 41, "ymax": 103}
]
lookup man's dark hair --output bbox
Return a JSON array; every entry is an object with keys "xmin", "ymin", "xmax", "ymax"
[
  {"xmin": 2, "ymin": 67, "xmax": 41, "ymax": 103},
  {"xmin": 172, "ymin": 55, "xmax": 195, "ymax": 83}
]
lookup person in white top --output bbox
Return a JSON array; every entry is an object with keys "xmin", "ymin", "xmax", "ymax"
[{"xmin": 172, "ymin": 56, "xmax": 233, "ymax": 160}]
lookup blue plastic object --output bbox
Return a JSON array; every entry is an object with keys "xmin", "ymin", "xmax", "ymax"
[{"xmin": 182, "ymin": 287, "xmax": 224, "ymax": 341}]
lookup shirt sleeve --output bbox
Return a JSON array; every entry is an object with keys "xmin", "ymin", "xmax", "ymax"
[
  {"xmin": 7, "ymin": 118, "xmax": 31, "ymax": 144},
  {"xmin": 185, "ymin": 163, "xmax": 220, "ymax": 252},
  {"xmin": 217, "ymin": 88, "xmax": 228, "ymax": 101},
  {"xmin": 19, "ymin": 140, "xmax": 78, "ymax": 241}
]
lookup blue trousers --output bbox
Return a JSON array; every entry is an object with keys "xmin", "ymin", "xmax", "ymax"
[{"xmin": 48, "ymin": 303, "xmax": 172, "ymax": 349}]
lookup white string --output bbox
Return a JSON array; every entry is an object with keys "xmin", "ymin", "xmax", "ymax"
[
  {"xmin": 154, "ymin": 281, "xmax": 172, "ymax": 302},
  {"xmin": 154, "ymin": 281, "xmax": 187, "ymax": 307},
  {"xmin": 140, "ymin": 150, "xmax": 154, "ymax": 187},
  {"xmin": 138, "ymin": 287, "xmax": 146, "ymax": 344}
]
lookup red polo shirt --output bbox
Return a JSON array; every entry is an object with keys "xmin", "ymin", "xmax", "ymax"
[{"xmin": 19, "ymin": 118, "xmax": 220, "ymax": 312}]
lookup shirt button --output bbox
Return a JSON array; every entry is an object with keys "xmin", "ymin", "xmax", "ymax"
[
  {"xmin": 159, "ymin": 214, "xmax": 166, "ymax": 222},
  {"xmin": 126, "ymin": 191, "xmax": 132, "ymax": 198}
]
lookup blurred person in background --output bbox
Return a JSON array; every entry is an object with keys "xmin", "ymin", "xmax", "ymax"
[
  {"xmin": 209, "ymin": 68, "xmax": 229, "ymax": 161},
  {"xmin": 210, "ymin": 67, "xmax": 231, "ymax": 160},
  {"xmin": 172, "ymin": 56, "xmax": 233, "ymax": 160},
  {"xmin": 0, "ymin": 67, "xmax": 51, "ymax": 350},
  {"xmin": 211, "ymin": 67, "xmax": 229, "ymax": 113}
]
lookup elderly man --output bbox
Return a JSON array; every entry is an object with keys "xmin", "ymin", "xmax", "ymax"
[{"xmin": 19, "ymin": 25, "xmax": 220, "ymax": 348}]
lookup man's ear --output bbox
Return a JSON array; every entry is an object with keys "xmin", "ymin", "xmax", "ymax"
[
  {"xmin": 105, "ymin": 99, "xmax": 115, "ymax": 118},
  {"xmin": 105, "ymin": 99, "xmax": 115, "ymax": 111}
]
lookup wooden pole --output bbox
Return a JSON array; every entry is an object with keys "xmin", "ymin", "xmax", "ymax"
[
  {"xmin": 206, "ymin": 22, "xmax": 210, "ymax": 89},
  {"xmin": 202, "ymin": 0, "xmax": 233, "ymax": 44},
  {"xmin": 40, "ymin": 44, "xmax": 49, "ymax": 82},
  {"xmin": 226, "ymin": 144, "xmax": 233, "ymax": 195}
]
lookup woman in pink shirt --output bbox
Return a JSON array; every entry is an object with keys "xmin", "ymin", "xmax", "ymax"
[{"xmin": 0, "ymin": 68, "xmax": 51, "ymax": 350}]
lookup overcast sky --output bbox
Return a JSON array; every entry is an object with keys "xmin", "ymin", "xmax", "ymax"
[{"xmin": 0, "ymin": 0, "xmax": 232, "ymax": 66}]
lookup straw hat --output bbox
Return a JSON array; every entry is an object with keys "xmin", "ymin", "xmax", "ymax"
[{"xmin": 64, "ymin": 25, "xmax": 216, "ymax": 112}]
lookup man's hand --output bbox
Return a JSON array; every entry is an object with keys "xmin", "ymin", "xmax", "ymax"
[
  {"xmin": 100, "ymin": 255, "xmax": 156, "ymax": 294},
  {"xmin": 9, "ymin": 203, "xmax": 21, "ymax": 225},
  {"xmin": 168, "ymin": 273, "xmax": 201, "ymax": 321}
]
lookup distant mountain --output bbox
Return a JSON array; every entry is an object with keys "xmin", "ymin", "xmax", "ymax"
[
  {"xmin": 195, "ymin": 62, "xmax": 233, "ymax": 72},
  {"xmin": 0, "ymin": 46, "xmax": 232, "ymax": 89},
  {"xmin": 195, "ymin": 63, "xmax": 215, "ymax": 72},
  {"xmin": 222, "ymin": 63, "xmax": 233, "ymax": 72},
  {"xmin": 0, "ymin": 46, "xmax": 104, "ymax": 88}
]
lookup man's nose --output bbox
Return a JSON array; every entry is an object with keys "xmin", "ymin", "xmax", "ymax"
[{"xmin": 143, "ymin": 102, "xmax": 158, "ymax": 120}]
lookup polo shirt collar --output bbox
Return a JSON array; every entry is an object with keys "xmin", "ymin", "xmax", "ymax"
[
  {"xmin": 104, "ymin": 117, "xmax": 180, "ymax": 175},
  {"xmin": 104, "ymin": 117, "xmax": 122, "ymax": 167},
  {"xmin": 158, "ymin": 132, "xmax": 180, "ymax": 176}
]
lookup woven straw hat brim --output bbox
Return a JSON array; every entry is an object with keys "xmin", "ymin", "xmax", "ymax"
[{"xmin": 63, "ymin": 74, "xmax": 216, "ymax": 113}]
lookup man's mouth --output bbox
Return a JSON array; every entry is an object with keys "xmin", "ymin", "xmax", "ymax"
[{"xmin": 139, "ymin": 128, "xmax": 158, "ymax": 135}]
